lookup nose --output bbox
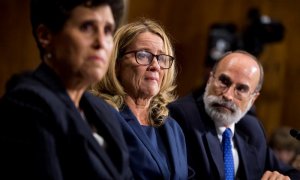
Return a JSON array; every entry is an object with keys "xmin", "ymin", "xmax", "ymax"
[
  {"xmin": 93, "ymin": 30, "xmax": 110, "ymax": 49},
  {"xmin": 148, "ymin": 56, "xmax": 161, "ymax": 71},
  {"xmin": 222, "ymin": 86, "xmax": 235, "ymax": 101}
]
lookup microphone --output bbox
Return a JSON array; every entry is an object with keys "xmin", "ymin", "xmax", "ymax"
[{"xmin": 290, "ymin": 129, "xmax": 300, "ymax": 140}]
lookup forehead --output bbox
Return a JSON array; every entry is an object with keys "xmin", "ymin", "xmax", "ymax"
[
  {"xmin": 215, "ymin": 53, "xmax": 260, "ymax": 87},
  {"xmin": 129, "ymin": 32, "xmax": 164, "ymax": 51},
  {"xmin": 69, "ymin": 5, "xmax": 114, "ymax": 23}
]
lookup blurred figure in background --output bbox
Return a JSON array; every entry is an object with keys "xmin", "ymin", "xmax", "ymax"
[
  {"xmin": 269, "ymin": 126, "xmax": 300, "ymax": 170},
  {"xmin": 292, "ymin": 154, "xmax": 300, "ymax": 171}
]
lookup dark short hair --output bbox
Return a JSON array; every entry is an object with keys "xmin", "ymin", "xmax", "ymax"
[{"xmin": 30, "ymin": 0, "xmax": 124, "ymax": 57}]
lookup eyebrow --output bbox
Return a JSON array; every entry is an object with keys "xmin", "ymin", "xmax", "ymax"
[{"xmin": 219, "ymin": 74, "xmax": 250, "ymax": 90}]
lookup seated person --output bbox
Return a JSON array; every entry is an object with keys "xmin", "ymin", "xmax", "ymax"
[
  {"xmin": 168, "ymin": 50, "xmax": 300, "ymax": 179},
  {"xmin": 0, "ymin": 0, "xmax": 132, "ymax": 179},
  {"xmin": 269, "ymin": 127, "xmax": 300, "ymax": 169},
  {"xmin": 91, "ymin": 19, "xmax": 190, "ymax": 179}
]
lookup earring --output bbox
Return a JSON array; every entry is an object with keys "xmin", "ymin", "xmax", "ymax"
[
  {"xmin": 46, "ymin": 53, "xmax": 52, "ymax": 59},
  {"xmin": 44, "ymin": 52, "xmax": 52, "ymax": 60}
]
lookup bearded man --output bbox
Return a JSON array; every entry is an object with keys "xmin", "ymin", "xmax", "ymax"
[{"xmin": 168, "ymin": 50, "xmax": 300, "ymax": 180}]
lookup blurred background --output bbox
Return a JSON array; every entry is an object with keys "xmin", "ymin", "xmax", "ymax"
[{"xmin": 1, "ymin": 0, "xmax": 300, "ymax": 137}]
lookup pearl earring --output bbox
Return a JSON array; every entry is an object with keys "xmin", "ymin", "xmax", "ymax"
[
  {"xmin": 46, "ymin": 53, "xmax": 52, "ymax": 59},
  {"xmin": 44, "ymin": 52, "xmax": 52, "ymax": 60}
]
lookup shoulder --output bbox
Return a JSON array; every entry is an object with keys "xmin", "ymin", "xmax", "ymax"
[
  {"xmin": 168, "ymin": 93, "xmax": 198, "ymax": 117},
  {"xmin": 85, "ymin": 92, "xmax": 125, "ymax": 125},
  {"xmin": 236, "ymin": 113, "xmax": 267, "ymax": 144},
  {"xmin": 162, "ymin": 117, "xmax": 187, "ymax": 151},
  {"xmin": 85, "ymin": 92, "xmax": 117, "ymax": 112},
  {"xmin": 163, "ymin": 116, "xmax": 185, "ymax": 136},
  {"xmin": 237, "ymin": 114, "xmax": 265, "ymax": 132},
  {"xmin": 168, "ymin": 93, "xmax": 196, "ymax": 108},
  {"xmin": 168, "ymin": 93, "xmax": 205, "ymax": 128},
  {"xmin": 1, "ymin": 72, "xmax": 57, "ymax": 112},
  {"xmin": 0, "ymin": 73, "xmax": 62, "ymax": 131},
  {"xmin": 164, "ymin": 116, "xmax": 182, "ymax": 128}
]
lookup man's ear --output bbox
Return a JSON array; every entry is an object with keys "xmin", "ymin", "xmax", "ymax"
[
  {"xmin": 250, "ymin": 92, "xmax": 260, "ymax": 105},
  {"xmin": 207, "ymin": 71, "xmax": 214, "ymax": 84},
  {"xmin": 36, "ymin": 24, "xmax": 52, "ymax": 48}
]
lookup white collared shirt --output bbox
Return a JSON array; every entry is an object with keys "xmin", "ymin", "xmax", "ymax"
[
  {"xmin": 80, "ymin": 110, "xmax": 106, "ymax": 148},
  {"xmin": 216, "ymin": 124, "xmax": 239, "ymax": 175}
]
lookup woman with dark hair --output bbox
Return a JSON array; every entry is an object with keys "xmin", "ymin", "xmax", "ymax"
[{"xmin": 0, "ymin": 0, "xmax": 132, "ymax": 179}]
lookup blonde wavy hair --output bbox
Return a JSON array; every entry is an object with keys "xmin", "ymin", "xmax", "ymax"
[{"xmin": 91, "ymin": 18, "xmax": 177, "ymax": 126}]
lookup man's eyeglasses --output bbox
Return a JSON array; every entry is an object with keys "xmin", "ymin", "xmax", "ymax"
[
  {"xmin": 123, "ymin": 50, "xmax": 174, "ymax": 69},
  {"xmin": 212, "ymin": 74, "xmax": 257, "ymax": 100}
]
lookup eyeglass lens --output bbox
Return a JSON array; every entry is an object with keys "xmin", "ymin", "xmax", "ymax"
[
  {"xmin": 136, "ymin": 51, "xmax": 173, "ymax": 69},
  {"xmin": 214, "ymin": 74, "xmax": 251, "ymax": 99}
]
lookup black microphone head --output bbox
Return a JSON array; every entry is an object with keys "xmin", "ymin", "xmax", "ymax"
[
  {"xmin": 290, "ymin": 129, "xmax": 300, "ymax": 140},
  {"xmin": 290, "ymin": 129, "xmax": 298, "ymax": 137}
]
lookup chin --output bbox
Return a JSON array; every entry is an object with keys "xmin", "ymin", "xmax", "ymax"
[
  {"xmin": 87, "ymin": 71, "xmax": 106, "ymax": 84},
  {"xmin": 152, "ymin": 88, "xmax": 160, "ymax": 96}
]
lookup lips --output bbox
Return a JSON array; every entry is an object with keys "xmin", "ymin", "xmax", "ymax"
[
  {"xmin": 88, "ymin": 55, "xmax": 106, "ymax": 62},
  {"xmin": 145, "ymin": 76, "xmax": 158, "ymax": 81},
  {"xmin": 144, "ymin": 72, "xmax": 159, "ymax": 81},
  {"xmin": 212, "ymin": 103, "xmax": 234, "ymax": 113}
]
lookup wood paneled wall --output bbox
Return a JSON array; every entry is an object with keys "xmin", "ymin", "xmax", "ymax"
[
  {"xmin": 0, "ymin": 0, "xmax": 39, "ymax": 96},
  {"xmin": 1, "ymin": 0, "xmax": 300, "ymax": 137}
]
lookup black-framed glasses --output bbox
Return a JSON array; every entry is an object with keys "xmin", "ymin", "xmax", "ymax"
[
  {"xmin": 211, "ymin": 74, "xmax": 257, "ymax": 100},
  {"xmin": 123, "ymin": 50, "xmax": 174, "ymax": 69}
]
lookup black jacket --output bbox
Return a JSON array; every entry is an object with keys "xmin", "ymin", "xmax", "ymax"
[
  {"xmin": 168, "ymin": 91, "xmax": 300, "ymax": 180},
  {"xmin": 0, "ymin": 63, "xmax": 132, "ymax": 180}
]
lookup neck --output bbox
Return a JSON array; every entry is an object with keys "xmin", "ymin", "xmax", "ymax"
[
  {"xmin": 125, "ymin": 96, "xmax": 151, "ymax": 125},
  {"xmin": 67, "ymin": 88, "xmax": 86, "ymax": 108},
  {"xmin": 45, "ymin": 60, "xmax": 90, "ymax": 108}
]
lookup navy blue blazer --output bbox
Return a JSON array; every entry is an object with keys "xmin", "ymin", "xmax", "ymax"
[
  {"xmin": 168, "ymin": 93, "xmax": 300, "ymax": 180},
  {"xmin": 0, "ymin": 63, "xmax": 132, "ymax": 180},
  {"xmin": 119, "ymin": 105, "xmax": 188, "ymax": 180}
]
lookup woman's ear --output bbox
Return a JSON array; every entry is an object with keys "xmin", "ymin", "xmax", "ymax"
[{"xmin": 36, "ymin": 24, "xmax": 52, "ymax": 48}]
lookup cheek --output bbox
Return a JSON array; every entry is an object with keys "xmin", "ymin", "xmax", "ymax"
[
  {"xmin": 103, "ymin": 37, "xmax": 113, "ymax": 57},
  {"xmin": 238, "ymin": 99, "xmax": 251, "ymax": 112},
  {"xmin": 159, "ymin": 70, "xmax": 165, "ymax": 86},
  {"xmin": 54, "ymin": 35, "xmax": 84, "ymax": 61},
  {"xmin": 107, "ymin": 38, "xmax": 113, "ymax": 51},
  {"xmin": 119, "ymin": 64, "xmax": 140, "ymax": 86},
  {"xmin": 205, "ymin": 82, "xmax": 216, "ymax": 96}
]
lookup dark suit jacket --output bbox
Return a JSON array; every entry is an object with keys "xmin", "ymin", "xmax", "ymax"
[
  {"xmin": 119, "ymin": 105, "xmax": 188, "ymax": 180},
  {"xmin": 168, "ymin": 92, "xmax": 300, "ymax": 180},
  {"xmin": 0, "ymin": 63, "xmax": 132, "ymax": 180}
]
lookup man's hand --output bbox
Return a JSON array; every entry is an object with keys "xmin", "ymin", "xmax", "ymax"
[{"xmin": 261, "ymin": 171, "xmax": 290, "ymax": 180}]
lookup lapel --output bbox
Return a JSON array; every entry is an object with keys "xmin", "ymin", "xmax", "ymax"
[
  {"xmin": 33, "ymin": 63, "xmax": 70, "ymax": 105},
  {"xmin": 195, "ymin": 95, "xmax": 224, "ymax": 178},
  {"xmin": 120, "ymin": 105, "xmax": 170, "ymax": 179},
  {"xmin": 234, "ymin": 128, "xmax": 257, "ymax": 180},
  {"xmin": 80, "ymin": 94, "xmax": 123, "ymax": 178},
  {"xmin": 33, "ymin": 63, "xmax": 119, "ymax": 178},
  {"xmin": 205, "ymin": 130, "xmax": 224, "ymax": 178},
  {"xmin": 158, "ymin": 120, "xmax": 182, "ymax": 178}
]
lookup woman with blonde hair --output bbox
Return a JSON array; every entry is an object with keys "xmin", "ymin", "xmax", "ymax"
[{"xmin": 92, "ymin": 18, "xmax": 189, "ymax": 179}]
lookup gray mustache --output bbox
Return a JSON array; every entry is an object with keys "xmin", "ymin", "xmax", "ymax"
[{"xmin": 213, "ymin": 98, "xmax": 237, "ymax": 112}]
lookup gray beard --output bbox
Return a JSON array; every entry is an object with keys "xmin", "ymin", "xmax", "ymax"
[{"xmin": 203, "ymin": 85, "xmax": 252, "ymax": 127}]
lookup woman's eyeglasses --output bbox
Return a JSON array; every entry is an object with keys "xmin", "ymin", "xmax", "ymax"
[{"xmin": 123, "ymin": 50, "xmax": 174, "ymax": 69}]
